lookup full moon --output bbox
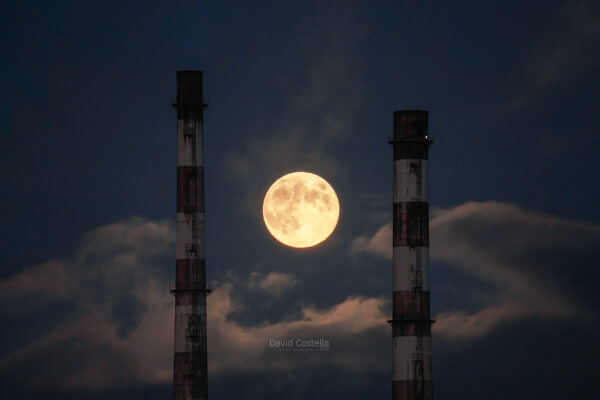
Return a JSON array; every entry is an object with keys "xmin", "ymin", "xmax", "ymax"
[{"xmin": 263, "ymin": 172, "xmax": 340, "ymax": 248}]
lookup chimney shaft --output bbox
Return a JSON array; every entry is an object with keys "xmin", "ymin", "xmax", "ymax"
[
  {"xmin": 390, "ymin": 110, "xmax": 433, "ymax": 400},
  {"xmin": 172, "ymin": 70, "xmax": 209, "ymax": 400}
]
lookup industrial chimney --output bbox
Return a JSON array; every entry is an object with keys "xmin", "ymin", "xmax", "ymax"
[
  {"xmin": 389, "ymin": 110, "xmax": 433, "ymax": 400},
  {"xmin": 171, "ymin": 71, "xmax": 210, "ymax": 400}
]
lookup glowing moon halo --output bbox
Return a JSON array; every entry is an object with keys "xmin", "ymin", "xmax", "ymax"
[{"xmin": 262, "ymin": 172, "xmax": 340, "ymax": 248}]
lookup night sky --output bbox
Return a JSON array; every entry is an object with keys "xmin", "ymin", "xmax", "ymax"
[{"xmin": 2, "ymin": 1, "xmax": 600, "ymax": 399}]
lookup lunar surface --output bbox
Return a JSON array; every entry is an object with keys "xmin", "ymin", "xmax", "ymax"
[{"xmin": 262, "ymin": 172, "xmax": 340, "ymax": 248}]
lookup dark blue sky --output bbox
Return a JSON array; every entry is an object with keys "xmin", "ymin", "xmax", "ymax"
[{"xmin": 2, "ymin": 1, "xmax": 599, "ymax": 399}]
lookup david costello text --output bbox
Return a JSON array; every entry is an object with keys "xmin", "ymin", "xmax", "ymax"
[{"xmin": 267, "ymin": 337, "xmax": 330, "ymax": 352}]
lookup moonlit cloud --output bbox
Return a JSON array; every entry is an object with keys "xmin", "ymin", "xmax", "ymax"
[
  {"xmin": 0, "ymin": 217, "xmax": 175, "ymax": 389},
  {"xmin": 208, "ymin": 283, "xmax": 387, "ymax": 374},
  {"xmin": 351, "ymin": 222, "xmax": 392, "ymax": 259},
  {"xmin": 249, "ymin": 271, "xmax": 299, "ymax": 297},
  {"xmin": 351, "ymin": 201, "xmax": 600, "ymax": 339},
  {"xmin": 0, "ymin": 261, "xmax": 71, "ymax": 313},
  {"xmin": 224, "ymin": 16, "xmax": 363, "ymax": 216},
  {"xmin": 3, "ymin": 203, "xmax": 596, "ymax": 391},
  {"xmin": 0, "ymin": 217, "xmax": 389, "ymax": 390},
  {"xmin": 510, "ymin": 1, "xmax": 600, "ymax": 109}
]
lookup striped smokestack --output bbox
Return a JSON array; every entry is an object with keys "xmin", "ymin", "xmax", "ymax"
[
  {"xmin": 171, "ymin": 71, "xmax": 210, "ymax": 400},
  {"xmin": 389, "ymin": 110, "xmax": 433, "ymax": 400}
]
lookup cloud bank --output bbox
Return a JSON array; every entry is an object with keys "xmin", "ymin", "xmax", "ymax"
[
  {"xmin": 0, "ymin": 217, "xmax": 387, "ymax": 391},
  {"xmin": 352, "ymin": 201, "xmax": 600, "ymax": 338},
  {"xmin": 3, "ymin": 201, "xmax": 597, "ymax": 391}
]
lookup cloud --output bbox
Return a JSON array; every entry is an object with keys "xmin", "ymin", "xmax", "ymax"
[
  {"xmin": 0, "ymin": 261, "xmax": 71, "ymax": 313},
  {"xmin": 0, "ymin": 216, "xmax": 389, "ymax": 391},
  {"xmin": 0, "ymin": 217, "xmax": 175, "ymax": 389},
  {"xmin": 10, "ymin": 200, "xmax": 591, "ymax": 390},
  {"xmin": 432, "ymin": 300, "xmax": 570, "ymax": 340},
  {"xmin": 351, "ymin": 201, "xmax": 600, "ymax": 339},
  {"xmin": 208, "ymin": 284, "xmax": 387, "ymax": 374},
  {"xmin": 249, "ymin": 271, "xmax": 298, "ymax": 297},
  {"xmin": 0, "ymin": 288, "xmax": 173, "ymax": 389},
  {"xmin": 351, "ymin": 223, "xmax": 392, "ymax": 259},
  {"xmin": 510, "ymin": 1, "xmax": 600, "ymax": 109},
  {"xmin": 224, "ymin": 14, "xmax": 363, "ymax": 215}
]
